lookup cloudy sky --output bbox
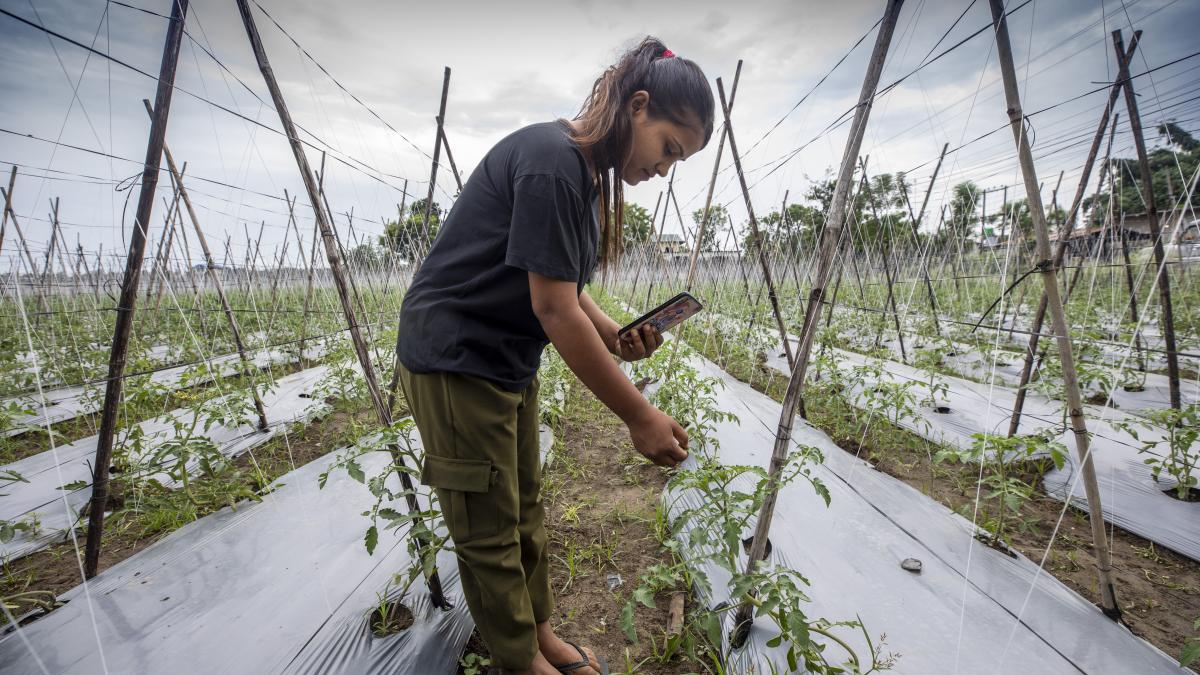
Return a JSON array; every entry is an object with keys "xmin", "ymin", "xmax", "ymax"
[{"xmin": 0, "ymin": 0, "xmax": 1197, "ymax": 273}]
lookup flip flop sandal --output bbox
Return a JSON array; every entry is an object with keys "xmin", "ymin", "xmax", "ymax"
[{"xmin": 552, "ymin": 640, "xmax": 608, "ymax": 674}]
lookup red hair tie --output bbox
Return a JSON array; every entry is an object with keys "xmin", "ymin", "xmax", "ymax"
[{"xmin": 661, "ymin": 48, "xmax": 675, "ymax": 59}]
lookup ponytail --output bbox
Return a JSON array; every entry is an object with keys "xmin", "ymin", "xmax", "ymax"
[{"xmin": 568, "ymin": 37, "xmax": 714, "ymax": 266}]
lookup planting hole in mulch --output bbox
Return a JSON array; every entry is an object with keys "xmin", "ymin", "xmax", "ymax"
[
  {"xmin": 369, "ymin": 600, "xmax": 414, "ymax": 637},
  {"xmin": 933, "ymin": 405, "xmax": 951, "ymax": 414},
  {"xmin": 1122, "ymin": 384, "xmax": 1145, "ymax": 393},
  {"xmin": 742, "ymin": 535, "xmax": 773, "ymax": 557},
  {"xmin": 1161, "ymin": 486, "xmax": 1200, "ymax": 503}
]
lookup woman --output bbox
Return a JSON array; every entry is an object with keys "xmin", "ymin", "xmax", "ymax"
[{"xmin": 397, "ymin": 36, "xmax": 714, "ymax": 675}]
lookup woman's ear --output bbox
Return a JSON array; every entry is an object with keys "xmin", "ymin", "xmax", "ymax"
[{"xmin": 628, "ymin": 90, "xmax": 650, "ymax": 117}]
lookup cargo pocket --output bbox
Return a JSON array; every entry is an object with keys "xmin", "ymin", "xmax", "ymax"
[{"xmin": 421, "ymin": 454, "xmax": 499, "ymax": 541}]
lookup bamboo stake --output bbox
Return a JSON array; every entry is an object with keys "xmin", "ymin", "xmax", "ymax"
[
  {"xmin": 153, "ymin": 184, "xmax": 183, "ymax": 309},
  {"xmin": 438, "ymin": 117, "xmax": 464, "ymax": 193},
  {"xmin": 0, "ymin": 167, "xmax": 14, "ymax": 259},
  {"xmin": 1113, "ymin": 29, "xmax": 1181, "ymax": 410},
  {"xmin": 145, "ymin": 99, "xmax": 269, "ymax": 431},
  {"xmin": 910, "ymin": 143, "xmax": 947, "ymax": 334},
  {"xmin": 860, "ymin": 159, "xmax": 906, "ymax": 361},
  {"xmin": 0, "ymin": 187, "xmax": 40, "ymax": 283},
  {"xmin": 731, "ymin": 0, "xmax": 904, "ymax": 642},
  {"xmin": 1008, "ymin": 34, "xmax": 1139, "ymax": 436},
  {"xmin": 416, "ymin": 67, "xmax": 452, "ymax": 268},
  {"xmin": 236, "ymin": 0, "xmax": 446, "ymax": 607},
  {"xmin": 84, "ymin": 0, "xmax": 188, "ymax": 579},
  {"xmin": 717, "ymin": 78, "xmax": 795, "ymax": 370},
  {"xmin": 686, "ymin": 60, "xmax": 742, "ymax": 291},
  {"xmin": 990, "ymin": 0, "xmax": 1119, "ymax": 617}
]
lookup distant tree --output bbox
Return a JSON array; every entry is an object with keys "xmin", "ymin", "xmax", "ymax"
[
  {"xmin": 381, "ymin": 198, "xmax": 442, "ymax": 260},
  {"xmin": 1084, "ymin": 123, "xmax": 1199, "ymax": 221},
  {"xmin": 949, "ymin": 181, "xmax": 981, "ymax": 240},
  {"xmin": 615, "ymin": 201, "xmax": 654, "ymax": 251},
  {"xmin": 346, "ymin": 243, "xmax": 391, "ymax": 271},
  {"xmin": 690, "ymin": 203, "xmax": 727, "ymax": 252}
]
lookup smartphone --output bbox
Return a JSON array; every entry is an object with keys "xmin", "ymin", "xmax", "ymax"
[{"xmin": 618, "ymin": 292, "xmax": 704, "ymax": 341}]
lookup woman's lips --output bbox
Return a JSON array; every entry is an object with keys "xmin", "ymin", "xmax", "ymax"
[{"xmin": 642, "ymin": 169, "xmax": 652, "ymax": 181}]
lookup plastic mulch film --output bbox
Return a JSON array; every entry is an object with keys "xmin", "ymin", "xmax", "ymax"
[
  {"xmin": 3, "ymin": 340, "xmax": 332, "ymax": 437},
  {"xmin": 0, "ymin": 365, "xmax": 332, "ymax": 562},
  {"xmin": 667, "ymin": 349, "xmax": 1184, "ymax": 673},
  {"xmin": 0, "ymin": 424, "xmax": 556, "ymax": 674},
  {"xmin": 753, "ymin": 328, "xmax": 1200, "ymax": 563}
]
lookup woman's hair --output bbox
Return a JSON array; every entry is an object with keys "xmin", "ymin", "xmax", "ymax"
[{"xmin": 568, "ymin": 36, "xmax": 715, "ymax": 266}]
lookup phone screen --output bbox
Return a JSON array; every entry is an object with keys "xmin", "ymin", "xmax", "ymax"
[{"xmin": 618, "ymin": 292, "xmax": 704, "ymax": 340}]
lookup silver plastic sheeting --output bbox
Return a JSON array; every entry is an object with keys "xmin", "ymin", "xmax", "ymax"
[
  {"xmin": 665, "ymin": 349, "xmax": 1184, "ymax": 673},
  {"xmin": 0, "ymin": 365, "xmax": 332, "ymax": 562},
  {"xmin": 0, "ymin": 437, "xmax": 458, "ymax": 673},
  {"xmin": 0, "ymin": 424, "xmax": 556, "ymax": 674},
  {"xmin": 3, "ymin": 340, "xmax": 334, "ymax": 437},
  {"xmin": 752, "ymin": 327, "xmax": 1200, "ymax": 563}
]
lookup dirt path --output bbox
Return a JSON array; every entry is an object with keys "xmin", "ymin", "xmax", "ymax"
[{"xmin": 459, "ymin": 382, "xmax": 713, "ymax": 673}]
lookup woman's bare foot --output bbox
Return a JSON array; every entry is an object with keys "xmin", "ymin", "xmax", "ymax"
[
  {"xmin": 495, "ymin": 652, "xmax": 577, "ymax": 675},
  {"xmin": 535, "ymin": 622, "xmax": 602, "ymax": 675}
]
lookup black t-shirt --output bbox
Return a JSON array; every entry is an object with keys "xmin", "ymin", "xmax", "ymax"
[{"xmin": 398, "ymin": 119, "xmax": 599, "ymax": 391}]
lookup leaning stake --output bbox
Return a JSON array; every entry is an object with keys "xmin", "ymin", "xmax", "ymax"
[
  {"xmin": 1113, "ymin": 28, "xmax": 1181, "ymax": 411},
  {"xmin": 235, "ymin": 0, "xmax": 446, "ymax": 607},
  {"xmin": 989, "ymin": 0, "xmax": 1119, "ymax": 617},
  {"xmin": 146, "ymin": 100, "xmax": 270, "ymax": 430},
  {"xmin": 730, "ymin": 0, "xmax": 904, "ymax": 643},
  {"xmin": 717, "ymin": 77, "xmax": 795, "ymax": 370},
  {"xmin": 84, "ymin": 0, "xmax": 188, "ymax": 579}
]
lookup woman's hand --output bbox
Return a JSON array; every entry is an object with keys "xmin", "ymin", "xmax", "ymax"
[
  {"xmin": 627, "ymin": 406, "xmax": 689, "ymax": 467},
  {"xmin": 615, "ymin": 323, "xmax": 664, "ymax": 362}
]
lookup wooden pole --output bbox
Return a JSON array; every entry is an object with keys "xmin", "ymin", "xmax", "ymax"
[
  {"xmin": 0, "ymin": 166, "xmax": 14, "ymax": 258},
  {"xmin": 1007, "ymin": 34, "xmax": 1139, "ymax": 436},
  {"xmin": 643, "ymin": 167, "xmax": 676, "ymax": 307},
  {"xmin": 236, "ymin": 0, "xmax": 446, "ymax": 607},
  {"xmin": 686, "ymin": 60, "xmax": 742, "ymax": 291},
  {"xmin": 911, "ymin": 143, "xmax": 947, "ymax": 335},
  {"xmin": 438, "ymin": 118, "xmax": 464, "ymax": 193},
  {"xmin": 145, "ymin": 99, "xmax": 270, "ymax": 431},
  {"xmin": 990, "ymin": 0, "xmax": 1119, "ymax": 617},
  {"xmin": 716, "ymin": 78, "xmax": 795, "ymax": 370},
  {"xmin": 731, "ymin": 0, "xmax": 904, "ymax": 643},
  {"xmin": 84, "ymin": 0, "xmax": 188, "ymax": 579},
  {"xmin": 0, "ymin": 187, "xmax": 40, "ymax": 283},
  {"xmin": 627, "ymin": 191, "xmax": 663, "ymax": 295},
  {"xmin": 416, "ymin": 67, "xmax": 452, "ymax": 267},
  {"xmin": 1113, "ymin": 29, "xmax": 1180, "ymax": 410},
  {"xmin": 860, "ymin": 159, "xmax": 907, "ymax": 361}
]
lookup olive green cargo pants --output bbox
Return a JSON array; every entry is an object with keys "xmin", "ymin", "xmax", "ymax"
[{"xmin": 398, "ymin": 364, "xmax": 552, "ymax": 670}]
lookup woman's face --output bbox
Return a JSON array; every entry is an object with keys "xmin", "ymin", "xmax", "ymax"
[{"xmin": 621, "ymin": 90, "xmax": 706, "ymax": 186}]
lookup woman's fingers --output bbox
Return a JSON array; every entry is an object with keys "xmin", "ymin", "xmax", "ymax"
[{"xmin": 626, "ymin": 327, "xmax": 647, "ymax": 359}]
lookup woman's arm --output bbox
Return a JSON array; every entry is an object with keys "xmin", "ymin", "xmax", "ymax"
[{"xmin": 530, "ymin": 272, "xmax": 687, "ymax": 466}]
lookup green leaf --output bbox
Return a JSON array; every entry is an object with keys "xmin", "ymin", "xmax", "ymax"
[
  {"xmin": 1180, "ymin": 641, "xmax": 1200, "ymax": 668},
  {"xmin": 364, "ymin": 525, "xmax": 378, "ymax": 555},
  {"xmin": 619, "ymin": 601, "xmax": 637, "ymax": 642},
  {"xmin": 704, "ymin": 611, "xmax": 723, "ymax": 648},
  {"xmin": 632, "ymin": 585, "xmax": 656, "ymax": 609},
  {"xmin": 347, "ymin": 461, "xmax": 365, "ymax": 484}
]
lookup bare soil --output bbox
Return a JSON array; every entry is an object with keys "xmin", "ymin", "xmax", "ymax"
[{"xmin": 458, "ymin": 383, "xmax": 713, "ymax": 674}]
